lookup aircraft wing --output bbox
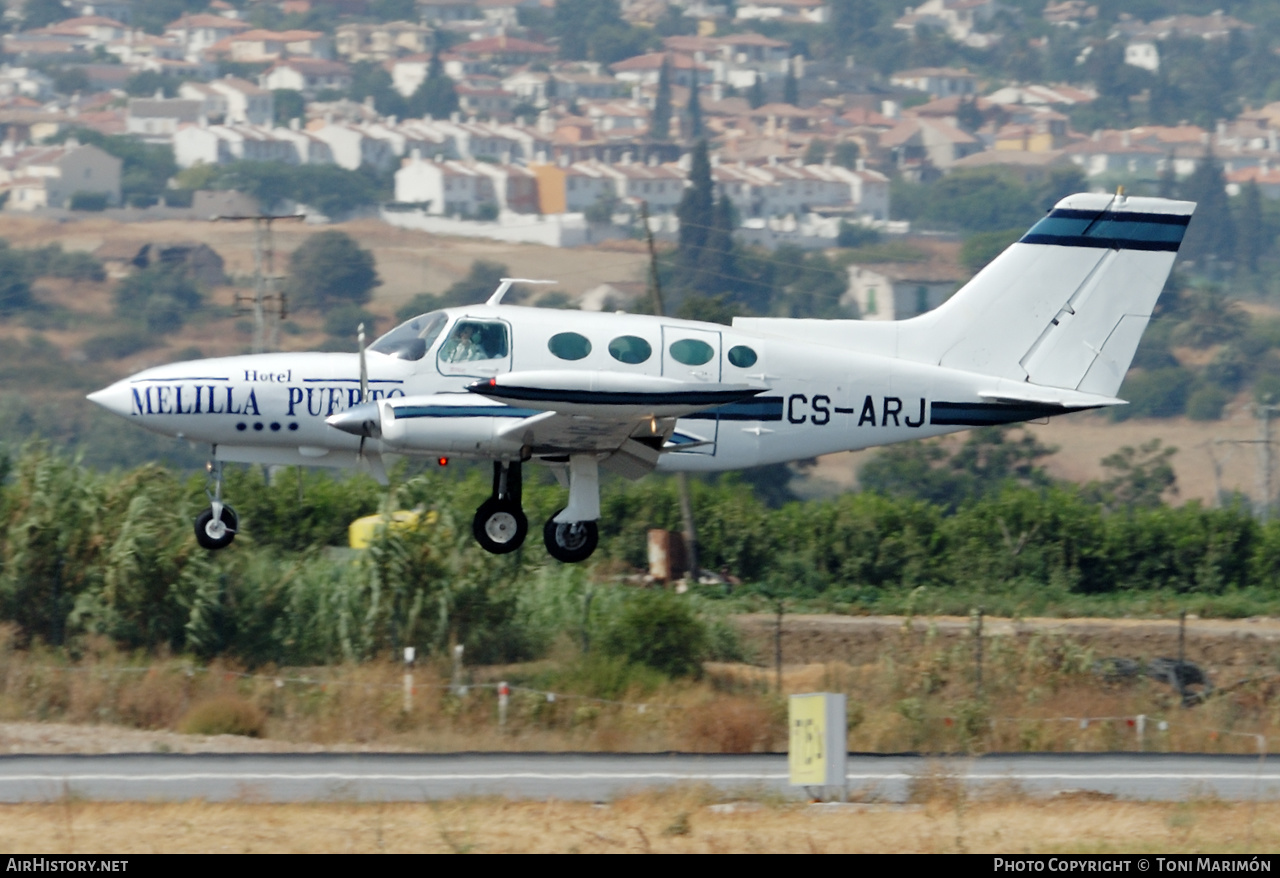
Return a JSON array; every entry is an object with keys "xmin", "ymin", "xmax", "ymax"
[{"xmin": 473, "ymin": 371, "xmax": 768, "ymax": 479}]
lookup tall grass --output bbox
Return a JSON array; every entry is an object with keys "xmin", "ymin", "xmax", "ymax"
[{"xmin": 1, "ymin": 622, "xmax": 1274, "ymax": 755}]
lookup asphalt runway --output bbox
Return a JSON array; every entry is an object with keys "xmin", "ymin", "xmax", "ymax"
[{"xmin": 1, "ymin": 753, "xmax": 1279, "ymax": 803}]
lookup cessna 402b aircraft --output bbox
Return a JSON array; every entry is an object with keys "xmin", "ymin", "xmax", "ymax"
[{"xmin": 88, "ymin": 192, "xmax": 1194, "ymax": 562}]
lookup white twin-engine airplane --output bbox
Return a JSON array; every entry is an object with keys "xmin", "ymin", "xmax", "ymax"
[{"xmin": 88, "ymin": 192, "xmax": 1194, "ymax": 562}]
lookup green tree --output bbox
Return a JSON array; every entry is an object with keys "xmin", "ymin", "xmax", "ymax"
[
  {"xmin": 0, "ymin": 243, "xmax": 33, "ymax": 313},
  {"xmin": 370, "ymin": 0, "xmax": 415, "ymax": 21},
  {"xmin": 832, "ymin": 141, "xmax": 860, "ymax": 169},
  {"xmin": 748, "ymin": 72, "xmax": 765, "ymax": 109},
  {"xmin": 284, "ymin": 231, "xmax": 381, "ymax": 310},
  {"xmin": 51, "ymin": 68, "xmax": 90, "ymax": 96},
  {"xmin": 114, "ymin": 264, "xmax": 202, "ymax": 333},
  {"xmin": 409, "ymin": 49, "xmax": 459, "ymax": 120},
  {"xmin": 349, "ymin": 61, "xmax": 408, "ymax": 118},
  {"xmin": 676, "ymin": 139, "xmax": 714, "ymax": 288},
  {"xmin": 694, "ymin": 194, "xmax": 737, "ymax": 295},
  {"xmin": 686, "ymin": 67, "xmax": 703, "ymax": 140},
  {"xmin": 21, "ymin": 0, "xmax": 71, "ymax": 29},
  {"xmin": 956, "ymin": 96, "xmax": 983, "ymax": 133},
  {"xmin": 650, "ymin": 56, "xmax": 672, "ymax": 141},
  {"xmin": 860, "ymin": 426, "xmax": 1057, "ymax": 513},
  {"xmin": 125, "ymin": 71, "xmax": 181, "ymax": 98},
  {"xmin": 1180, "ymin": 151, "xmax": 1235, "ymax": 268},
  {"xmin": 552, "ymin": 0, "xmax": 653, "ymax": 64},
  {"xmin": 396, "ymin": 260, "xmax": 508, "ymax": 319},
  {"xmin": 1091, "ymin": 440, "xmax": 1178, "ymax": 510},
  {"xmin": 272, "ymin": 89, "xmax": 306, "ymax": 126},
  {"xmin": 600, "ymin": 590, "xmax": 707, "ymax": 678},
  {"xmin": 783, "ymin": 59, "xmax": 799, "ymax": 106},
  {"xmin": 803, "ymin": 138, "xmax": 827, "ymax": 165},
  {"xmin": 1236, "ymin": 180, "xmax": 1264, "ymax": 274}
]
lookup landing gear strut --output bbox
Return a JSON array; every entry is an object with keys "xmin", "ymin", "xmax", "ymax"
[
  {"xmin": 472, "ymin": 460, "xmax": 527, "ymax": 554},
  {"xmin": 195, "ymin": 458, "xmax": 238, "ymax": 550},
  {"xmin": 542, "ymin": 454, "xmax": 600, "ymax": 563}
]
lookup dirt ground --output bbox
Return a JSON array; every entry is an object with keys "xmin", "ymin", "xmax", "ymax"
[
  {"xmin": 1, "ymin": 795, "xmax": 1277, "ymax": 853},
  {"xmin": 735, "ymin": 613, "xmax": 1280, "ymax": 679}
]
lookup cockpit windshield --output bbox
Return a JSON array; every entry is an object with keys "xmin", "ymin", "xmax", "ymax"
[{"xmin": 368, "ymin": 311, "xmax": 448, "ymax": 361}]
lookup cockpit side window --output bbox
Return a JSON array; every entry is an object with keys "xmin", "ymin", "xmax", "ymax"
[
  {"xmin": 439, "ymin": 320, "xmax": 509, "ymax": 363},
  {"xmin": 369, "ymin": 312, "xmax": 447, "ymax": 361}
]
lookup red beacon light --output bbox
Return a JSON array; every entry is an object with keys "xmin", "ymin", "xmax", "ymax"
[{"xmin": 437, "ymin": 457, "xmax": 449, "ymax": 466}]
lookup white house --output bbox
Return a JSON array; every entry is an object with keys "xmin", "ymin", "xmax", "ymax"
[
  {"xmin": 126, "ymin": 97, "xmax": 203, "ymax": 141},
  {"xmin": 394, "ymin": 154, "xmax": 497, "ymax": 215},
  {"xmin": 310, "ymin": 122, "xmax": 395, "ymax": 171},
  {"xmin": 164, "ymin": 13, "xmax": 250, "ymax": 60},
  {"xmin": 1124, "ymin": 41, "xmax": 1160, "ymax": 72},
  {"xmin": 0, "ymin": 140, "xmax": 122, "ymax": 210},
  {"xmin": 595, "ymin": 159, "xmax": 685, "ymax": 212},
  {"xmin": 173, "ymin": 124, "xmax": 297, "ymax": 167},
  {"xmin": 261, "ymin": 59, "xmax": 352, "ymax": 94},
  {"xmin": 889, "ymin": 67, "xmax": 977, "ymax": 98},
  {"xmin": 735, "ymin": 0, "xmax": 830, "ymax": 24},
  {"xmin": 845, "ymin": 263, "xmax": 959, "ymax": 321},
  {"xmin": 272, "ymin": 123, "xmax": 335, "ymax": 164},
  {"xmin": 180, "ymin": 77, "xmax": 273, "ymax": 125}
]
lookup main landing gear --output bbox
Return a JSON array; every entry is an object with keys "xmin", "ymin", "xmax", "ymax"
[
  {"xmin": 470, "ymin": 455, "xmax": 600, "ymax": 563},
  {"xmin": 195, "ymin": 458, "xmax": 238, "ymax": 550},
  {"xmin": 472, "ymin": 461, "xmax": 528, "ymax": 554}
]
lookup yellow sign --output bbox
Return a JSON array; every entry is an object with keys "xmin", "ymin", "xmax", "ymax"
[{"xmin": 789, "ymin": 693, "xmax": 829, "ymax": 786}]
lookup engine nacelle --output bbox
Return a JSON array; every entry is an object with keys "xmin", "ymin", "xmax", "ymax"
[{"xmin": 376, "ymin": 395, "xmax": 528, "ymax": 455}]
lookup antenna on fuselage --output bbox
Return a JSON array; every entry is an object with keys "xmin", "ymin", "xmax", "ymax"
[{"xmin": 487, "ymin": 277, "xmax": 557, "ymax": 306}]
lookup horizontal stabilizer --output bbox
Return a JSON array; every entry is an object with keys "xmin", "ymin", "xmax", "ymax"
[{"xmin": 977, "ymin": 385, "xmax": 1125, "ymax": 409}]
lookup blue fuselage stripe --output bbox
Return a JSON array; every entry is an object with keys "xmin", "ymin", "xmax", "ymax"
[
  {"xmin": 393, "ymin": 405, "xmax": 541, "ymax": 419},
  {"xmin": 684, "ymin": 396, "xmax": 784, "ymax": 421}
]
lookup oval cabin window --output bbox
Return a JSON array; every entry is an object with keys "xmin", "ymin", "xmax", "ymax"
[
  {"xmin": 548, "ymin": 331, "xmax": 592, "ymax": 361},
  {"xmin": 669, "ymin": 338, "xmax": 715, "ymax": 366},
  {"xmin": 727, "ymin": 345, "xmax": 758, "ymax": 368},
  {"xmin": 607, "ymin": 335, "xmax": 652, "ymax": 364}
]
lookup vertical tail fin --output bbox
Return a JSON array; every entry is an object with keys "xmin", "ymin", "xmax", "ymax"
[{"xmin": 897, "ymin": 192, "xmax": 1194, "ymax": 396}]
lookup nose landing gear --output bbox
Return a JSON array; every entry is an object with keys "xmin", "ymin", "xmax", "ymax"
[
  {"xmin": 472, "ymin": 460, "xmax": 528, "ymax": 554},
  {"xmin": 195, "ymin": 458, "xmax": 238, "ymax": 550}
]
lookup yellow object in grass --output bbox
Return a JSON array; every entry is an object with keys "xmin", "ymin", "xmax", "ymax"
[{"xmin": 348, "ymin": 509, "xmax": 437, "ymax": 548}]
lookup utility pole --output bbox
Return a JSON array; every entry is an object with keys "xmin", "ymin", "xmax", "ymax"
[
  {"xmin": 215, "ymin": 214, "xmax": 304, "ymax": 353},
  {"xmin": 1215, "ymin": 403, "xmax": 1280, "ymax": 521},
  {"xmin": 1259, "ymin": 404, "xmax": 1275, "ymax": 523},
  {"xmin": 641, "ymin": 200, "xmax": 698, "ymax": 581}
]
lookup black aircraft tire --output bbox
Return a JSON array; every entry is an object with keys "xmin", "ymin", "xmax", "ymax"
[
  {"xmin": 473, "ymin": 498, "xmax": 528, "ymax": 554},
  {"xmin": 195, "ymin": 506, "xmax": 238, "ymax": 551},
  {"xmin": 543, "ymin": 511, "xmax": 598, "ymax": 563}
]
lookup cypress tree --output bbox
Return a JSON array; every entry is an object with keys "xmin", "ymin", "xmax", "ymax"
[
  {"xmin": 411, "ymin": 47, "xmax": 459, "ymax": 120},
  {"xmin": 1236, "ymin": 180, "xmax": 1263, "ymax": 275},
  {"xmin": 677, "ymin": 139, "xmax": 714, "ymax": 276},
  {"xmin": 783, "ymin": 58, "xmax": 799, "ymax": 106},
  {"xmin": 748, "ymin": 71, "xmax": 765, "ymax": 109},
  {"xmin": 1180, "ymin": 150, "xmax": 1235, "ymax": 267},
  {"xmin": 696, "ymin": 194, "xmax": 737, "ymax": 295},
  {"xmin": 686, "ymin": 66, "xmax": 703, "ymax": 140},
  {"xmin": 1157, "ymin": 157, "xmax": 1177, "ymax": 198},
  {"xmin": 651, "ymin": 56, "xmax": 672, "ymax": 141}
]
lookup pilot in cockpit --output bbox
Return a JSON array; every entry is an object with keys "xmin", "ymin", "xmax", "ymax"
[{"xmin": 441, "ymin": 324, "xmax": 485, "ymax": 362}]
